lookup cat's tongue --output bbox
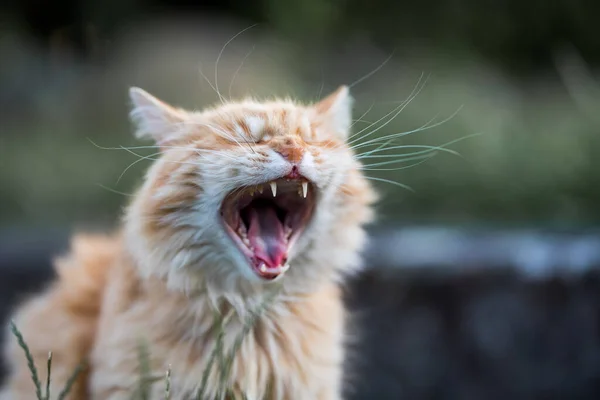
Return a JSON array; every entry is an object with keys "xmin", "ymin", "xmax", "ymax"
[{"xmin": 246, "ymin": 205, "xmax": 287, "ymax": 271}]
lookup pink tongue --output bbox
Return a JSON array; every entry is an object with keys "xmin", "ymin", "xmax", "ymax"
[{"xmin": 247, "ymin": 206, "xmax": 287, "ymax": 269}]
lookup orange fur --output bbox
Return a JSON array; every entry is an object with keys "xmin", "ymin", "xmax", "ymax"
[{"xmin": 0, "ymin": 86, "xmax": 377, "ymax": 399}]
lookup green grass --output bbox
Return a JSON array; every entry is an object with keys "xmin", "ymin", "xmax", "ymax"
[
  {"xmin": 8, "ymin": 289, "xmax": 279, "ymax": 400},
  {"xmin": 8, "ymin": 321, "xmax": 84, "ymax": 400}
]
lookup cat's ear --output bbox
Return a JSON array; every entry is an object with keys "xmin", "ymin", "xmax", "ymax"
[
  {"xmin": 312, "ymin": 85, "xmax": 353, "ymax": 140},
  {"xmin": 128, "ymin": 87, "xmax": 188, "ymax": 147}
]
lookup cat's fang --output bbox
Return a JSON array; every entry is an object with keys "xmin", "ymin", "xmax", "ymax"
[
  {"xmin": 270, "ymin": 182, "xmax": 277, "ymax": 197},
  {"xmin": 259, "ymin": 263, "xmax": 268, "ymax": 273},
  {"xmin": 302, "ymin": 182, "xmax": 308, "ymax": 198}
]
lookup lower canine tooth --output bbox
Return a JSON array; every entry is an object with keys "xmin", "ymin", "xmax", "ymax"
[{"xmin": 259, "ymin": 263, "xmax": 267, "ymax": 273}]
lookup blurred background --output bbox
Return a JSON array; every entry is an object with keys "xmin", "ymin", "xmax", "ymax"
[{"xmin": 2, "ymin": 0, "xmax": 600, "ymax": 398}]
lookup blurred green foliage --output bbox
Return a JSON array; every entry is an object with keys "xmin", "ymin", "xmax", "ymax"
[{"xmin": 1, "ymin": 1, "xmax": 600, "ymax": 229}]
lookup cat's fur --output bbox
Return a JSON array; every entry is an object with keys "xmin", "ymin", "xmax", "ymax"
[{"xmin": 0, "ymin": 86, "xmax": 376, "ymax": 399}]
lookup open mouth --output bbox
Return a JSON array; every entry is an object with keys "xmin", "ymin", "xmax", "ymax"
[{"xmin": 220, "ymin": 178, "xmax": 317, "ymax": 280}]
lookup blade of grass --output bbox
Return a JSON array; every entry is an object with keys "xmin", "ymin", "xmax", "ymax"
[
  {"xmin": 215, "ymin": 309, "xmax": 229, "ymax": 400},
  {"xmin": 9, "ymin": 321, "xmax": 43, "ymax": 400},
  {"xmin": 165, "ymin": 365, "xmax": 172, "ymax": 400},
  {"xmin": 196, "ymin": 309, "xmax": 234, "ymax": 400},
  {"xmin": 57, "ymin": 361, "xmax": 86, "ymax": 400},
  {"xmin": 221, "ymin": 289, "xmax": 281, "ymax": 391},
  {"xmin": 44, "ymin": 352, "xmax": 52, "ymax": 400},
  {"xmin": 136, "ymin": 340, "xmax": 152, "ymax": 400}
]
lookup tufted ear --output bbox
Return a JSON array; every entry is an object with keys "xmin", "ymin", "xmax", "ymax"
[
  {"xmin": 128, "ymin": 87, "xmax": 188, "ymax": 147},
  {"xmin": 313, "ymin": 85, "xmax": 353, "ymax": 140}
]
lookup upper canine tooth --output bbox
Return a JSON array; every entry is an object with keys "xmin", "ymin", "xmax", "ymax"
[
  {"xmin": 270, "ymin": 181, "xmax": 277, "ymax": 197},
  {"xmin": 301, "ymin": 182, "xmax": 308, "ymax": 198},
  {"xmin": 259, "ymin": 263, "xmax": 267, "ymax": 273},
  {"xmin": 258, "ymin": 186, "xmax": 264, "ymax": 194}
]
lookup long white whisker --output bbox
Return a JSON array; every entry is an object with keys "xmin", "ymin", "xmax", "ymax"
[
  {"xmin": 346, "ymin": 72, "xmax": 429, "ymax": 147},
  {"xmin": 88, "ymin": 140, "xmax": 245, "ymax": 165},
  {"xmin": 117, "ymin": 149, "xmax": 163, "ymax": 183},
  {"xmin": 198, "ymin": 62, "xmax": 221, "ymax": 99},
  {"xmin": 357, "ymin": 111, "xmax": 442, "ymax": 154},
  {"xmin": 349, "ymin": 102, "xmax": 376, "ymax": 131},
  {"xmin": 360, "ymin": 154, "xmax": 436, "ymax": 171},
  {"xmin": 228, "ymin": 45, "xmax": 256, "ymax": 100},
  {"xmin": 358, "ymin": 144, "xmax": 461, "ymax": 159},
  {"xmin": 96, "ymin": 183, "xmax": 136, "ymax": 197},
  {"xmin": 363, "ymin": 176, "xmax": 415, "ymax": 192},
  {"xmin": 315, "ymin": 67, "xmax": 325, "ymax": 101},
  {"xmin": 207, "ymin": 124, "xmax": 256, "ymax": 155},
  {"xmin": 347, "ymin": 86, "xmax": 419, "ymax": 146},
  {"xmin": 351, "ymin": 105, "xmax": 464, "ymax": 151},
  {"xmin": 360, "ymin": 153, "xmax": 437, "ymax": 168},
  {"xmin": 357, "ymin": 132, "xmax": 480, "ymax": 159},
  {"xmin": 215, "ymin": 24, "xmax": 258, "ymax": 103},
  {"xmin": 88, "ymin": 139, "xmax": 240, "ymax": 161},
  {"xmin": 348, "ymin": 50, "xmax": 395, "ymax": 89}
]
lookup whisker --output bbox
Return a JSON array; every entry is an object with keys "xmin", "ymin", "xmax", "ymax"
[
  {"xmin": 198, "ymin": 62, "xmax": 221, "ymax": 100},
  {"xmin": 316, "ymin": 67, "xmax": 325, "ymax": 101},
  {"xmin": 351, "ymin": 105, "xmax": 464, "ymax": 151},
  {"xmin": 348, "ymin": 50, "xmax": 395, "ymax": 89},
  {"xmin": 209, "ymin": 125, "xmax": 256, "ymax": 155},
  {"xmin": 357, "ymin": 132, "xmax": 480, "ymax": 159},
  {"xmin": 117, "ymin": 149, "xmax": 162, "ymax": 184},
  {"xmin": 215, "ymin": 24, "xmax": 258, "ymax": 103},
  {"xmin": 363, "ymin": 176, "xmax": 415, "ymax": 192},
  {"xmin": 228, "ymin": 45, "xmax": 256, "ymax": 100},
  {"xmin": 360, "ymin": 153, "xmax": 436, "ymax": 171},
  {"xmin": 360, "ymin": 153, "xmax": 437, "ymax": 168},
  {"xmin": 346, "ymin": 72, "xmax": 429, "ymax": 148},
  {"xmin": 96, "ymin": 183, "xmax": 136, "ymax": 197},
  {"xmin": 356, "ymin": 111, "xmax": 442, "ymax": 154},
  {"xmin": 358, "ymin": 144, "xmax": 461, "ymax": 159},
  {"xmin": 87, "ymin": 139, "xmax": 240, "ymax": 161},
  {"xmin": 349, "ymin": 102, "xmax": 376, "ymax": 131}
]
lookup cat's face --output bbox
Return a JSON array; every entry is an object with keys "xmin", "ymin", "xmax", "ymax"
[{"xmin": 125, "ymin": 87, "xmax": 376, "ymax": 294}]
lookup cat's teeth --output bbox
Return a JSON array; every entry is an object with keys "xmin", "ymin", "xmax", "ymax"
[
  {"xmin": 301, "ymin": 182, "xmax": 308, "ymax": 198},
  {"xmin": 259, "ymin": 263, "xmax": 267, "ymax": 273},
  {"xmin": 281, "ymin": 263, "xmax": 290, "ymax": 272},
  {"xmin": 248, "ymin": 188, "xmax": 255, "ymax": 196},
  {"xmin": 258, "ymin": 186, "xmax": 264, "ymax": 194},
  {"xmin": 270, "ymin": 182, "xmax": 277, "ymax": 197}
]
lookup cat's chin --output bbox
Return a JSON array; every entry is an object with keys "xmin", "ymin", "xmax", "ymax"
[{"xmin": 220, "ymin": 177, "xmax": 317, "ymax": 281}]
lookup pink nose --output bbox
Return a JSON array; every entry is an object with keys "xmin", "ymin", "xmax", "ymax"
[
  {"xmin": 275, "ymin": 146, "xmax": 304, "ymax": 164},
  {"xmin": 286, "ymin": 165, "xmax": 301, "ymax": 179}
]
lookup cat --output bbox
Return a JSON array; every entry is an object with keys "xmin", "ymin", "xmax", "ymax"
[{"xmin": 0, "ymin": 84, "xmax": 377, "ymax": 399}]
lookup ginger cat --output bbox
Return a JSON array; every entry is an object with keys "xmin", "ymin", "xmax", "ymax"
[{"xmin": 0, "ymin": 85, "xmax": 376, "ymax": 399}]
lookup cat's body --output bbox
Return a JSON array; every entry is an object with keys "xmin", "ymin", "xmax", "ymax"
[{"xmin": 0, "ymin": 86, "xmax": 376, "ymax": 399}]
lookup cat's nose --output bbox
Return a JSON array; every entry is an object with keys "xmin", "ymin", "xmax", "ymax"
[{"xmin": 275, "ymin": 147, "xmax": 304, "ymax": 164}]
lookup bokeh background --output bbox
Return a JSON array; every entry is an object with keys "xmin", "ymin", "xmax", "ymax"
[{"xmin": 2, "ymin": 0, "xmax": 600, "ymax": 399}]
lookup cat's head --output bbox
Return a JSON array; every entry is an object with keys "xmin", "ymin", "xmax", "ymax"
[{"xmin": 124, "ymin": 87, "xmax": 377, "ymax": 295}]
